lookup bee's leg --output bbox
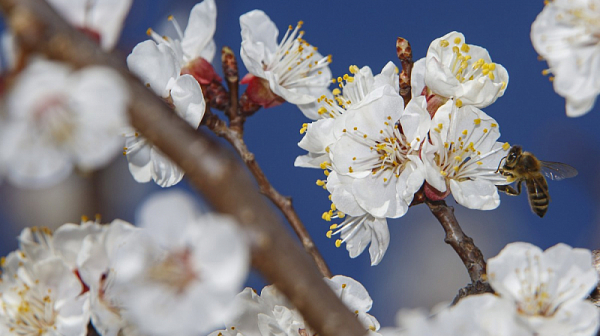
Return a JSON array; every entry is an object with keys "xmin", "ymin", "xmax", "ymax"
[{"xmin": 497, "ymin": 181, "xmax": 522, "ymax": 196}]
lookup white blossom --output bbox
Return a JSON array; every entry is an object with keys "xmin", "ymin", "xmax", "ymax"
[
  {"xmin": 146, "ymin": 0, "xmax": 221, "ymax": 85},
  {"xmin": 421, "ymin": 99, "xmax": 509, "ymax": 210},
  {"xmin": 76, "ymin": 220, "xmax": 143, "ymax": 336},
  {"xmin": 0, "ymin": 58, "xmax": 129, "ymax": 188},
  {"xmin": 109, "ymin": 190, "xmax": 249, "ymax": 336},
  {"xmin": 391, "ymin": 294, "xmax": 531, "ymax": 336},
  {"xmin": 239, "ymin": 10, "xmax": 332, "ymax": 109},
  {"xmin": 210, "ymin": 275, "xmax": 380, "ymax": 336},
  {"xmin": 531, "ymin": 0, "xmax": 600, "ymax": 117},
  {"xmin": 299, "ymin": 62, "xmax": 399, "ymax": 120},
  {"xmin": 487, "ymin": 242, "xmax": 600, "ymax": 336},
  {"xmin": 125, "ymin": 39, "xmax": 205, "ymax": 187},
  {"xmin": 412, "ymin": 31, "xmax": 508, "ymax": 111},
  {"xmin": 46, "ymin": 0, "xmax": 132, "ymax": 50},
  {"xmin": 296, "ymin": 83, "xmax": 429, "ymax": 264},
  {"xmin": 0, "ymin": 235, "xmax": 91, "ymax": 336}
]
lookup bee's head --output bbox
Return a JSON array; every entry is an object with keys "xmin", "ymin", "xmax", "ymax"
[{"xmin": 506, "ymin": 145, "xmax": 522, "ymax": 167}]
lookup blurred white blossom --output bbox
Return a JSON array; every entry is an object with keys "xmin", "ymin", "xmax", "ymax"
[
  {"xmin": 0, "ymin": 59, "xmax": 129, "ymax": 188},
  {"xmin": 531, "ymin": 0, "xmax": 600, "ymax": 117},
  {"xmin": 47, "ymin": 0, "xmax": 133, "ymax": 50},
  {"xmin": 487, "ymin": 242, "xmax": 600, "ymax": 336},
  {"xmin": 109, "ymin": 190, "xmax": 249, "ymax": 336}
]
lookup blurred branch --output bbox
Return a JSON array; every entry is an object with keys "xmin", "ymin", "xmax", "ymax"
[
  {"xmin": 203, "ymin": 109, "xmax": 332, "ymax": 278},
  {"xmin": 425, "ymin": 199, "xmax": 487, "ymax": 284},
  {"xmin": 0, "ymin": 1, "xmax": 360, "ymax": 335}
]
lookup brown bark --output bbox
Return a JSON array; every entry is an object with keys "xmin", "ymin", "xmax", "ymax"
[{"xmin": 0, "ymin": 1, "xmax": 363, "ymax": 335}]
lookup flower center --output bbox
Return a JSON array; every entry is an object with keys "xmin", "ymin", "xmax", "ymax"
[
  {"xmin": 438, "ymin": 37, "xmax": 506, "ymax": 90},
  {"xmin": 147, "ymin": 248, "xmax": 199, "ymax": 294},
  {"xmin": 267, "ymin": 21, "xmax": 332, "ymax": 88},
  {"xmin": 1, "ymin": 280, "xmax": 58, "ymax": 335},
  {"xmin": 343, "ymin": 122, "xmax": 411, "ymax": 183},
  {"xmin": 33, "ymin": 96, "xmax": 76, "ymax": 145},
  {"xmin": 432, "ymin": 120, "xmax": 506, "ymax": 182}
]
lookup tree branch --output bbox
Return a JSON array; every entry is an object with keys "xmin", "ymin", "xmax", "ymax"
[
  {"xmin": 396, "ymin": 37, "xmax": 413, "ymax": 107},
  {"xmin": 0, "ymin": 1, "xmax": 361, "ymax": 335},
  {"xmin": 425, "ymin": 199, "xmax": 487, "ymax": 284},
  {"xmin": 203, "ymin": 110, "xmax": 332, "ymax": 278}
]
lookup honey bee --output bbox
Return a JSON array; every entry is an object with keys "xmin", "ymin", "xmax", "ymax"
[{"xmin": 497, "ymin": 145, "xmax": 578, "ymax": 218}]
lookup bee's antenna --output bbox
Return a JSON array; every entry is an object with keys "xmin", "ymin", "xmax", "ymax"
[{"xmin": 496, "ymin": 156, "xmax": 507, "ymax": 174}]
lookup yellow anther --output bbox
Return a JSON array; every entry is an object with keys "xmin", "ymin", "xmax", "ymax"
[
  {"xmin": 501, "ymin": 81, "xmax": 507, "ymax": 90},
  {"xmin": 353, "ymin": 127, "xmax": 358, "ymax": 131},
  {"xmin": 455, "ymin": 99, "xmax": 463, "ymax": 108},
  {"xmin": 363, "ymin": 134, "xmax": 367, "ymax": 138},
  {"xmin": 549, "ymin": 76, "xmax": 555, "ymax": 82},
  {"xmin": 320, "ymin": 162, "xmax": 329, "ymax": 169},
  {"xmin": 318, "ymin": 107, "xmax": 328, "ymax": 115},
  {"xmin": 440, "ymin": 171, "xmax": 448, "ymax": 177},
  {"xmin": 394, "ymin": 66, "xmax": 399, "ymax": 74},
  {"xmin": 349, "ymin": 65, "xmax": 359, "ymax": 74},
  {"xmin": 462, "ymin": 129, "xmax": 468, "ymax": 136},
  {"xmin": 332, "ymin": 88, "xmax": 341, "ymax": 95},
  {"xmin": 1, "ymin": 257, "xmax": 5, "ymax": 267},
  {"xmin": 298, "ymin": 20, "xmax": 304, "ymax": 27},
  {"xmin": 81, "ymin": 215, "xmax": 89, "ymax": 222},
  {"xmin": 477, "ymin": 161, "xmax": 483, "ymax": 165},
  {"xmin": 502, "ymin": 142, "xmax": 510, "ymax": 151},
  {"xmin": 146, "ymin": 28, "xmax": 153, "ymax": 36},
  {"xmin": 383, "ymin": 178, "xmax": 388, "ymax": 182},
  {"xmin": 316, "ymin": 179, "xmax": 325, "ymax": 186},
  {"xmin": 337, "ymin": 77, "xmax": 343, "ymax": 83},
  {"xmin": 482, "ymin": 68, "xmax": 489, "ymax": 75},
  {"xmin": 338, "ymin": 212, "xmax": 345, "ymax": 218},
  {"xmin": 488, "ymin": 63, "xmax": 496, "ymax": 70},
  {"xmin": 454, "ymin": 37, "xmax": 461, "ymax": 44},
  {"xmin": 343, "ymin": 74, "xmax": 349, "ymax": 81},
  {"xmin": 491, "ymin": 123, "xmax": 498, "ymax": 127},
  {"xmin": 454, "ymin": 156, "xmax": 462, "ymax": 162},
  {"xmin": 335, "ymin": 239, "xmax": 342, "ymax": 248},
  {"xmin": 440, "ymin": 40, "xmax": 450, "ymax": 47},
  {"xmin": 330, "ymin": 224, "xmax": 338, "ymax": 230},
  {"xmin": 347, "ymin": 77, "xmax": 354, "ymax": 83},
  {"xmin": 453, "ymin": 166, "xmax": 460, "ymax": 172},
  {"xmin": 324, "ymin": 170, "xmax": 330, "ymax": 176},
  {"xmin": 482, "ymin": 63, "xmax": 489, "ymax": 70},
  {"xmin": 331, "ymin": 79, "xmax": 336, "ymax": 84},
  {"xmin": 349, "ymin": 166, "xmax": 354, "ymax": 173},
  {"xmin": 167, "ymin": 15, "xmax": 174, "ymax": 20},
  {"xmin": 331, "ymin": 203, "xmax": 337, "ymax": 211},
  {"xmin": 483, "ymin": 128, "xmax": 488, "ymax": 133},
  {"xmin": 488, "ymin": 72, "xmax": 495, "ymax": 80},
  {"xmin": 452, "ymin": 46, "xmax": 460, "ymax": 54},
  {"xmin": 327, "ymin": 55, "xmax": 333, "ymax": 63},
  {"xmin": 326, "ymin": 230, "xmax": 333, "ymax": 238},
  {"xmin": 461, "ymin": 43, "xmax": 470, "ymax": 53},
  {"xmin": 473, "ymin": 118, "xmax": 481, "ymax": 125}
]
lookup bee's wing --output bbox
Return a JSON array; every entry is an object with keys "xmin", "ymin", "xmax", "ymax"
[{"xmin": 540, "ymin": 161, "xmax": 578, "ymax": 181}]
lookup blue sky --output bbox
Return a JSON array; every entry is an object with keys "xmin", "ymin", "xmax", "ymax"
[{"xmin": 2, "ymin": 0, "xmax": 600, "ymax": 328}]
